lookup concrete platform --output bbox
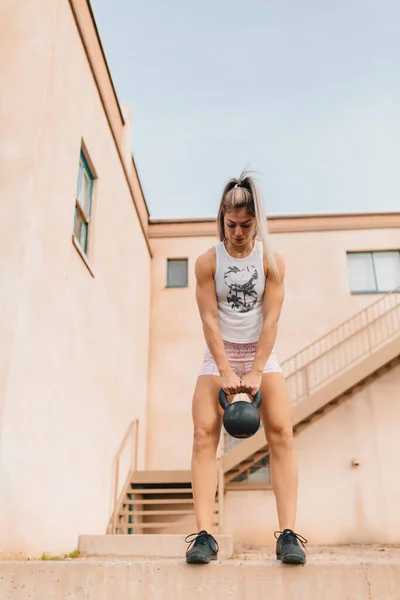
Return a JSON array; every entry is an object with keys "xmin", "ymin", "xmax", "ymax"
[
  {"xmin": 0, "ymin": 547, "xmax": 400, "ymax": 600},
  {"xmin": 78, "ymin": 534, "xmax": 234, "ymax": 560}
]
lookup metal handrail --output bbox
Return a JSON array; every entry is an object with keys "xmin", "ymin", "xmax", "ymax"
[
  {"xmin": 283, "ymin": 286, "xmax": 400, "ymax": 402},
  {"xmin": 224, "ymin": 285, "xmax": 400, "ymax": 452},
  {"xmin": 283, "ymin": 285, "xmax": 400, "ymax": 370},
  {"xmin": 111, "ymin": 419, "xmax": 139, "ymax": 534}
]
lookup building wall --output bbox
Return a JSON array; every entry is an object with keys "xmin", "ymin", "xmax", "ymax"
[
  {"xmin": 146, "ymin": 235, "xmax": 215, "ymax": 469},
  {"xmin": 146, "ymin": 225, "xmax": 400, "ymax": 470},
  {"xmin": 224, "ymin": 362, "xmax": 400, "ymax": 546},
  {"xmin": 274, "ymin": 226, "xmax": 400, "ymax": 358},
  {"xmin": 2, "ymin": 0, "xmax": 400, "ymax": 557},
  {"xmin": 0, "ymin": 0, "xmax": 151, "ymax": 557}
]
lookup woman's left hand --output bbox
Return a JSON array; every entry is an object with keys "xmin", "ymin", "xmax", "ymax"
[{"xmin": 240, "ymin": 370, "xmax": 262, "ymax": 396}]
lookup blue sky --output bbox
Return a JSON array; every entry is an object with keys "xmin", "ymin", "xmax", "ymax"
[{"xmin": 91, "ymin": 0, "xmax": 400, "ymax": 218}]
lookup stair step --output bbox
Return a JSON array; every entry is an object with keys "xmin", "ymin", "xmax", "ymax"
[
  {"xmin": 116, "ymin": 522, "xmax": 202, "ymax": 530},
  {"xmin": 116, "ymin": 523, "xmax": 219, "ymax": 533},
  {"xmin": 122, "ymin": 498, "xmax": 194, "ymax": 506},
  {"xmin": 226, "ymin": 468, "xmax": 240, "ymax": 475},
  {"xmin": 119, "ymin": 510, "xmax": 217, "ymax": 517},
  {"xmin": 5, "ymin": 554, "xmax": 399, "ymax": 599},
  {"xmin": 119, "ymin": 509, "xmax": 197, "ymax": 516},
  {"xmin": 79, "ymin": 534, "xmax": 233, "ymax": 559},
  {"xmin": 131, "ymin": 470, "xmax": 191, "ymax": 484},
  {"xmin": 128, "ymin": 488, "xmax": 191, "ymax": 495}
]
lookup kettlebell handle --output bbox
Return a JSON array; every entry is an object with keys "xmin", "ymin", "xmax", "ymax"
[{"xmin": 218, "ymin": 388, "xmax": 262, "ymax": 410}]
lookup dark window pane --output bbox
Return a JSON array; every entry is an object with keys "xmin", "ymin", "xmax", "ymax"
[
  {"xmin": 73, "ymin": 151, "xmax": 94, "ymax": 257},
  {"xmin": 74, "ymin": 207, "xmax": 88, "ymax": 253},
  {"xmin": 231, "ymin": 471, "xmax": 248, "ymax": 483},
  {"xmin": 249, "ymin": 455, "xmax": 270, "ymax": 483},
  {"xmin": 167, "ymin": 259, "xmax": 188, "ymax": 287},
  {"xmin": 76, "ymin": 153, "xmax": 93, "ymax": 218},
  {"xmin": 76, "ymin": 163, "xmax": 82, "ymax": 198},
  {"xmin": 80, "ymin": 168, "xmax": 92, "ymax": 218}
]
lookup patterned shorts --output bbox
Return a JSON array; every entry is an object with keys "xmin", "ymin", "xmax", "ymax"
[{"xmin": 199, "ymin": 340, "xmax": 283, "ymax": 378}]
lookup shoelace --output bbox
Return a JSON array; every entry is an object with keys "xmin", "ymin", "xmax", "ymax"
[
  {"xmin": 274, "ymin": 529, "xmax": 308, "ymax": 552},
  {"xmin": 185, "ymin": 531, "xmax": 219, "ymax": 552}
]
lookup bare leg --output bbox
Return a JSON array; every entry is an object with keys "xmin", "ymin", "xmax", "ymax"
[
  {"xmin": 190, "ymin": 375, "xmax": 222, "ymax": 533},
  {"xmin": 259, "ymin": 373, "xmax": 297, "ymax": 530}
]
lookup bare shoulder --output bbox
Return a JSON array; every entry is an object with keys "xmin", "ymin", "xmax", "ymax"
[
  {"xmin": 195, "ymin": 247, "xmax": 216, "ymax": 282},
  {"xmin": 263, "ymin": 250, "xmax": 286, "ymax": 282}
]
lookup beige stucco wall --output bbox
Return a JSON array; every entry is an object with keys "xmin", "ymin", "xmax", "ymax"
[
  {"xmin": 146, "ymin": 236, "xmax": 215, "ymax": 469},
  {"xmin": 146, "ymin": 227, "xmax": 400, "ymax": 470},
  {"xmin": 0, "ymin": 0, "xmax": 150, "ymax": 556},
  {"xmin": 224, "ymin": 362, "xmax": 400, "ymax": 546},
  {"xmin": 2, "ymin": 0, "xmax": 400, "ymax": 556},
  {"xmin": 275, "ymin": 227, "xmax": 400, "ymax": 358}
]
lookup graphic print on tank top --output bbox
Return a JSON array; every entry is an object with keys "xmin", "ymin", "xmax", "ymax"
[{"xmin": 224, "ymin": 265, "xmax": 259, "ymax": 313}]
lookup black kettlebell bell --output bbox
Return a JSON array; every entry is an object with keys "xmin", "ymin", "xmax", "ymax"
[{"xmin": 219, "ymin": 388, "xmax": 262, "ymax": 439}]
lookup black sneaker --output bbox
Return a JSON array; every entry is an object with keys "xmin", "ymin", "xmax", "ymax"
[
  {"xmin": 185, "ymin": 530, "xmax": 219, "ymax": 564},
  {"xmin": 275, "ymin": 529, "xmax": 308, "ymax": 565}
]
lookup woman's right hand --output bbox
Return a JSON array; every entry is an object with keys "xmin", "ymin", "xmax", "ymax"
[{"xmin": 220, "ymin": 369, "xmax": 242, "ymax": 395}]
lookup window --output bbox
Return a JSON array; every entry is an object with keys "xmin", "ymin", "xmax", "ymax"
[
  {"xmin": 73, "ymin": 152, "xmax": 94, "ymax": 255},
  {"xmin": 167, "ymin": 259, "xmax": 188, "ymax": 288},
  {"xmin": 230, "ymin": 455, "xmax": 270, "ymax": 486},
  {"xmin": 347, "ymin": 251, "xmax": 400, "ymax": 293}
]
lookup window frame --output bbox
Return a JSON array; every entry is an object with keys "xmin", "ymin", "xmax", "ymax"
[
  {"xmin": 73, "ymin": 152, "xmax": 94, "ymax": 253},
  {"xmin": 347, "ymin": 250, "xmax": 400, "ymax": 294},
  {"xmin": 72, "ymin": 146, "xmax": 97, "ymax": 276},
  {"xmin": 166, "ymin": 258, "xmax": 189, "ymax": 288},
  {"xmin": 226, "ymin": 455, "xmax": 272, "ymax": 490}
]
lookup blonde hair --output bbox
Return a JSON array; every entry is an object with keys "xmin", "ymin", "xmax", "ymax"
[{"xmin": 217, "ymin": 170, "xmax": 278, "ymax": 275}]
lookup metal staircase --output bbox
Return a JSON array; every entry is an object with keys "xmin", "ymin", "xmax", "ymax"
[
  {"xmin": 109, "ymin": 286, "xmax": 400, "ymax": 535},
  {"xmin": 108, "ymin": 468, "xmax": 221, "ymax": 535},
  {"xmin": 223, "ymin": 285, "xmax": 400, "ymax": 483}
]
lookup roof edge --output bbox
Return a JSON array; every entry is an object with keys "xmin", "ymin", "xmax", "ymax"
[
  {"xmin": 148, "ymin": 212, "xmax": 400, "ymax": 238},
  {"xmin": 149, "ymin": 211, "xmax": 400, "ymax": 225},
  {"xmin": 68, "ymin": 0, "xmax": 151, "ymax": 239}
]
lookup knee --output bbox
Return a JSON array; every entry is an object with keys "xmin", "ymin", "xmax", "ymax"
[
  {"xmin": 193, "ymin": 424, "xmax": 219, "ymax": 454},
  {"xmin": 268, "ymin": 425, "xmax": 294, "ymax": 452}
]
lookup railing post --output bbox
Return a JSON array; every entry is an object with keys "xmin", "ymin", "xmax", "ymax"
[
  {"xmin": 365, "ymin": 307, "xmax": 372, "ymax": 352},
  {"xmin": 112, "ymin": 458, "xmax": 120, "ymax": 534},
  {"xmin": 303, "ymin": 365, "xmax": 309, "ymax": 396},
  {"xmin": 132, "ymin": 418, "xmax": 139, "ymax": 472},
  {"xmin": 110, "ymin": 419, "xmax": 139, "ymax": 536},
  {"xmin": 366, "ymin": 321, "xmax": 372, "ymax": 352}
]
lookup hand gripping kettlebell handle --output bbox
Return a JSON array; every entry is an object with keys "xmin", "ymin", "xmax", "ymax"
[{"xmin": 218, "ymin": 388, "xmax": 262, "ymax": 410}]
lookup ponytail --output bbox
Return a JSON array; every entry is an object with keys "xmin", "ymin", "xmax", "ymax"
[{"xmin": 217, "ymin": 170, "xmax": 279, "ymax": 276}]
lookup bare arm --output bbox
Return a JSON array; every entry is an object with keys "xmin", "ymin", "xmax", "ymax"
[
  {"xmin": 195, "ymin": 250, "xmax": 230, "ymax": 373},
  {"xmin": 195, "ymin": 250, "xmax": 241, "ymax": 394},
  {"xmin": 251, "ymin": 252, "xmax": 286, "ymax": 374}
]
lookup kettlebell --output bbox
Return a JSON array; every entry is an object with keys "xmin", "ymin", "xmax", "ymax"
[{"xmin": 219, "ymin": 388, "xmax": 262, "ymax": 439}]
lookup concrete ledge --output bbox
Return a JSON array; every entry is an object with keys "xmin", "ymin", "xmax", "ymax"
[
  {"xmin": 78, "ymin": 534, "xmax": 234, "ymax": 560},
  {"xmin": 0, "ymin": 559, "xmax": 399, "ymax": 600}
]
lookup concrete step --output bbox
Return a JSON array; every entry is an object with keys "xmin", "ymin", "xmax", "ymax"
[
  {"xmin": 131, "ymin": 470, "xmax": 191, "ymax": 484},
  {"xmin": 122, "ymin": 498, "xmax": 194, "ymax": 505},
  {"xmin": 114, "ymin": 521, "xmax": 219, "ymax": 533},
  {"xmin": 78, "ymin": 534, "xmax": 233, "ymax": 560},
  {"xmin": 1, "ymin": 555, "xmax": 399, "ymax": 600},
  {"xmin": 127, "ymin": 488, "xmax": 192, "ymax": 494}
]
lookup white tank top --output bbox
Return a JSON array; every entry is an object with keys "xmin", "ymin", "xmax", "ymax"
[{"xmin": 214, "ymin": 240, "xmax": 266, "ymax": 343}]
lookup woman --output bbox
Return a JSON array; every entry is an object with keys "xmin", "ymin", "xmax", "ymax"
[{"xmin": 185, "ymin": 172, "xmax": 307, "ymax": 565}]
